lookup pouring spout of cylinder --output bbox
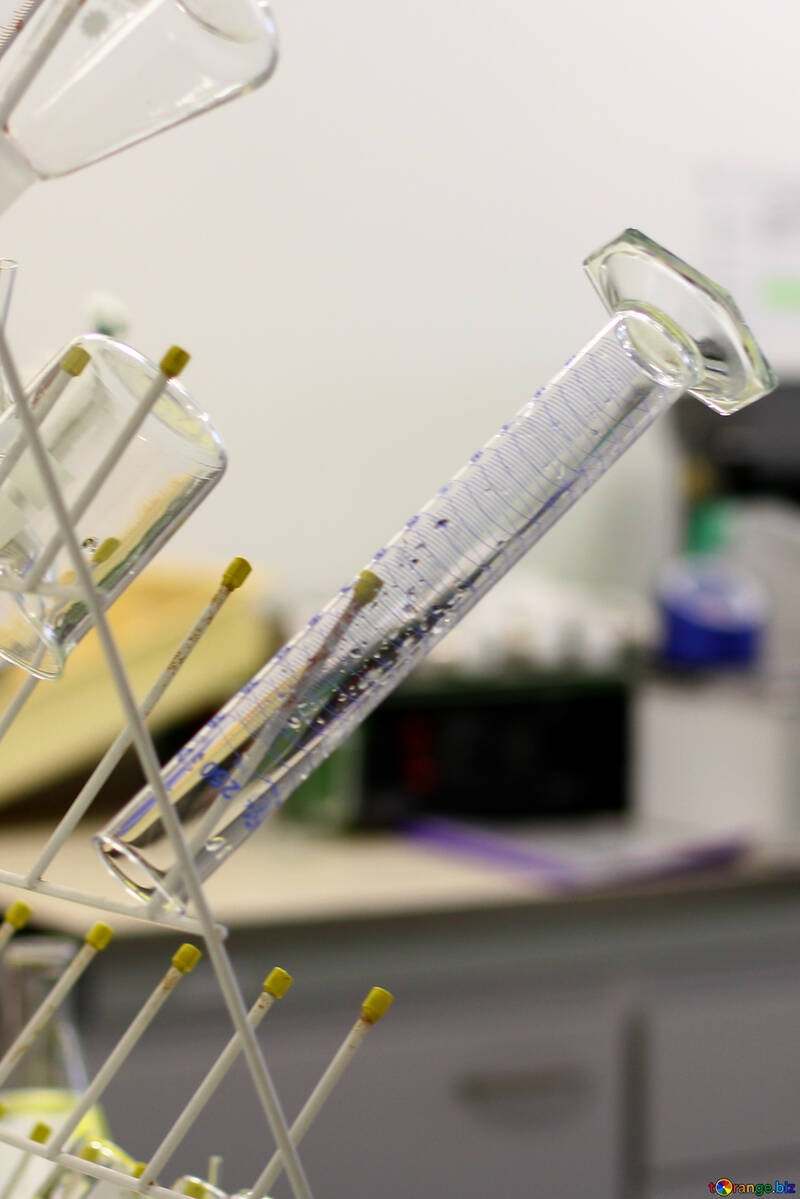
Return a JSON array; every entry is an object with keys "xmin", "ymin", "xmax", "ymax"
[{"xmin": 584, "ymin": 227, "xmax": 777, "ymax": 414}]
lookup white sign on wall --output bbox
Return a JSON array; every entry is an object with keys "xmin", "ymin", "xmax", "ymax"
[{"xmin": 699, "ymin": 165, "xmax": 800, "ymax": 380}]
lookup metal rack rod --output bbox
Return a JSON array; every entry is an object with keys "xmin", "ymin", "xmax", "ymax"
[
  {"xmin": 25, "ymin": 556, "xmax": 251, "ymax": 887},
  {"xmin": 0, "ymin": 869, "xmax": 217, "ymax": 936},
  {"xmin": 0, "ymin": 1127, "xmax": 200, "ymax": 1199}
]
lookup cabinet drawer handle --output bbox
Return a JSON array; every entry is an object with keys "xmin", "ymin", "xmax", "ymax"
[{"xmin": 455, "ymin": 1067, "xmax": 590, "ymax": 1128}]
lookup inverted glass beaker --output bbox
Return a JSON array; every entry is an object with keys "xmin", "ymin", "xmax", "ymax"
[{"xmin": 0, "ymin": 333, "xmax": 226, "ymax": 679}]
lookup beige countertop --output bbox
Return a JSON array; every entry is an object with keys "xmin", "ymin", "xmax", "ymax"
[
  {"xmin": 0, "ymin": 818, "xmax": 544, "ymax": 938},
  {"xmin": 1, "ymin": 816, "xmax": 799, "ymax": 942}
]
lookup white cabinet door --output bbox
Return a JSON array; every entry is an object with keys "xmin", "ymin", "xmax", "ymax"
[
  {"xmin": 647, "ymin": 971, "xmax": 800, "ymax": 1173},
  {"xmin": 649, "ymin": 1150, "xmax": 800, "ymax": 1199}
]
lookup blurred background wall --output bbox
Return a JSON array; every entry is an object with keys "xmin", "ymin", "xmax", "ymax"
[{"xmin": 0, "ymin": 0, "xmax": 792, "ymax": 600}]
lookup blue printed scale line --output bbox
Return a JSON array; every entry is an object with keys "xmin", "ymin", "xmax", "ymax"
[{"xmin": 94, "ymin": 228, "xmax": 778, "ymax": 913}]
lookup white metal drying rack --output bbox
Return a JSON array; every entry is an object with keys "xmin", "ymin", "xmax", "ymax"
[
  {"xmin": 0, "ymin": 328, "xmax": 328, "ymax": 1199},
  {"xmin": 0, "ymin": 321, "xmax": 345, "ymax": 1199}
]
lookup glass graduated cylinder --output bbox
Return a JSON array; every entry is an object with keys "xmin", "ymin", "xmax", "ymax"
[{"xmin": 97, "ymin": 307, "xmax": 704, "ymax": 908}]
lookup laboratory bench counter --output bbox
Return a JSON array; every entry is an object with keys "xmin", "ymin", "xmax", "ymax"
[{"xmin": 1, "ymin": 816, "xmax": 800, "ymax": 940}]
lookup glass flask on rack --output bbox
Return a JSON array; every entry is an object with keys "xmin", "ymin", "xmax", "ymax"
[
  {"xmin": 172, "ymin": 1178, "xmax": 228, "ymax": 1199},
  {"xmin": 0, "ymin": 938, "xmax": 107, "ymax": 1193},
  {"xmin": 96, "ymin": 228, "xmax": 778, "ymax": 911},
  {"xmin": 0, "ymin": 0, "xmax": 279, "ymax": 213},
  {"xmin": 0, "ymin": 333, "xmax": 226, "ymax": 679},
  {"xmin": 37, "ymin": 1137, "xmax": 137, "ymax": 1198}
]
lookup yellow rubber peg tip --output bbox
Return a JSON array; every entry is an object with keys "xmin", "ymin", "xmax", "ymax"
[
  {"xmin": 132, "ymin": 1163, "xmax": 146, "ymax": 1178},
  {"xmin": 362, "ymin": 986, "xmax": 394, "ymax": 1024},
  {"xmin": 263, "ymin": 966, "xmax": 292, "ymax": 999},
  {"xmin": 172, "ymin": 943, "xmax": 202, "ymax": 974},
  {"xmin": 160, "ymin": 345, "xmax": 190, "ymax": 379},
  {"xmin": 85, "ymin": 922, "xmax": 114, "ymax": 951},
  {"xmin": 354, "ymin": 569, "xmax": 383, "ymax": 606},
  {"xmin": 92, "ymin": 537, "xmax": 120, "ymax": 565},
  {"xmin": 182, "ymin": 1181, "xmax": 206, "ymax": 1198},
  {"xmin": 0, "ymin": 1103, "xmax": 7, "ymax": 1118},
  {"xmin": 4, "ymin": 900, "xmax": 31, "ymax": 930},
  {"xmin": 29, "ymin": 1122, "xmax": 50, "ymax": 1144},
  {"xmin": 80, "ymin": 1143, "xmax": 101, "ymax": 1162},
  {"xmin": 60, "ymin": 345, "xmax": 91, "ymax": 377},
  {"xmin": 222, "ymin": 556, "xmax": 252, "ymax": 591}
]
